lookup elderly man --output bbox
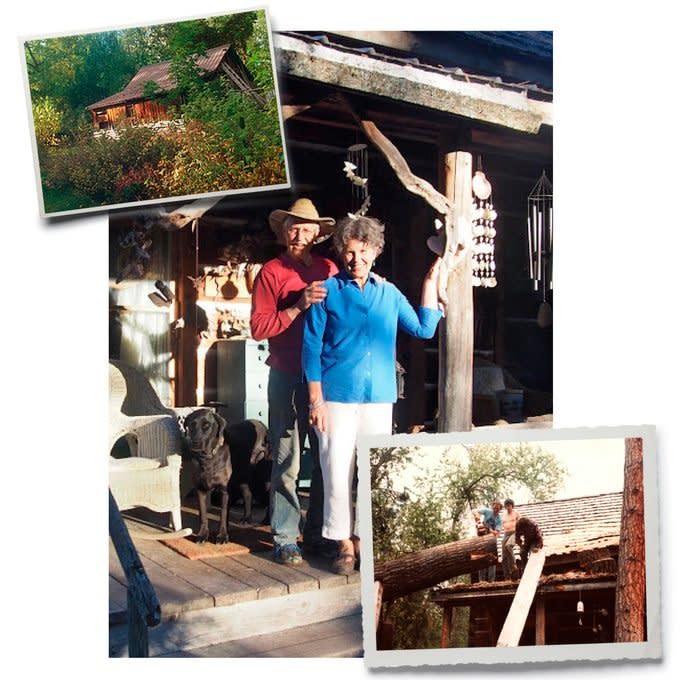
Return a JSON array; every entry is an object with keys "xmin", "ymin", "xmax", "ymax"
[{"xmin": 250, "ymin": 198, "xmax": 338, "ymax": 565}]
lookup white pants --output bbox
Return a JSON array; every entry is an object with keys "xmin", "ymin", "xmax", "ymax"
[{"xmin": 315, "ymin": 402, "xmax": 393, "ymax": 540}]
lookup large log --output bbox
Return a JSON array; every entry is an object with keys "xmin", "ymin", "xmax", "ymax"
[{"xmin": 374, "ymin": 533, "xmax": 498, "ymax": 602}]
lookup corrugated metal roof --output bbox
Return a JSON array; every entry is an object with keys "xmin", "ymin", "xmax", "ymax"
[
  {"xmin": 458, "ymin": 31, "xmax": 553, "ymax": 60},
  {"xmin": 278, "ymin": 31, "xmax": 552, "ymax": 100},
  {"xmin": 86, "ymin": 45, "xmax": 230, "ymax": 111}
]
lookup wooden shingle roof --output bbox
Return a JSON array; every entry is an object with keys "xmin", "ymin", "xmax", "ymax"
[
  {"xmin": 86, "ymin": 45, "xmax": 230, "ymax": 111},
  {"xmin": 515, "ymin": 492, "xmax": 622, "ymax": 557}
]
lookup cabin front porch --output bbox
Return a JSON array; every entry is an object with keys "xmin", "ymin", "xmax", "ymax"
[{"xmin": 109, "ymin": 491, "xmax": 362, "ymax": 658}]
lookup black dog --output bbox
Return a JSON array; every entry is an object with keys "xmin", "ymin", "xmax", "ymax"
[
  {"xmin": 513, "ymin": 516, "xmax": 544, "ymax": 576},
  {"xmin": 227, "ymin": 419, "xmax": 272, "ymax": 525},
  {"xmin": 183, "ymin": 408, "xmax": 233, "ymax": 544}
]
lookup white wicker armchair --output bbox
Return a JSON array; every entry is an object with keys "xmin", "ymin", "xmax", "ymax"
[{"xmin": 109, "ymin": 361, "xmax": 188, "ymax": 531}]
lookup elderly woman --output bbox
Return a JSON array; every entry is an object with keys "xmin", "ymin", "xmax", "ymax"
[{"xmin": 302, "ymin": 215, "xmax": 442, "ymax": 574}]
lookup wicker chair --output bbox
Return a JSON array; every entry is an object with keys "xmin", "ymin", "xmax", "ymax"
[{"xmin": 109, "ymin": 360, "xmax": 190, "ymax": 531}]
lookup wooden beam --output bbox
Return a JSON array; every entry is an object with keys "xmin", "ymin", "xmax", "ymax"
[
  {"xmin": 431, "ymin": 578, "xmax": 617, "ymax": 607},
  {"xmin": 496, "ymin": 549, "xmax": 546, "ymax": 647},
  {"xmin": 441, "ymin": 604, "xmax": 453, "ymax": 648},
  {"xmin": 535, "ymin": 594, "xmax": 546, "ymax": 645},
  {"xmin": 438, "ymin": 151, "xmax": 473, "ymax": 432},
  {"xmin": 275, "ymin": 33, "xmax": 551, "ymax": 133}
]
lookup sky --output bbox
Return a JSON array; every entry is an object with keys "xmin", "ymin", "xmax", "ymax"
[{"xmin": 388, "ymin": 437, "xmax": 626, "ymax": 505}]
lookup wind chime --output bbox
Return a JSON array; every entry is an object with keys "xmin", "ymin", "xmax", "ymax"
[
  {"xmin": 576, "ymin": 590, "xmax": 585, "ymax": 627},
  {"xmin": 344, "ymin": 143, "xmax": 371, "ymax": 216},
  {"xmin": 471, "ymin": 158, "xmax": 498, "ymax": 288},
  {"xmin": 527, "ymin": 170, "xmax": 553, "ymax": 327}
]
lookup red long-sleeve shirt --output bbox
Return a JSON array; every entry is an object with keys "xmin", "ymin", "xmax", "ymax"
[{"xmin": 250, "ymin": 253, "xmax": 338, "ymax": 376}]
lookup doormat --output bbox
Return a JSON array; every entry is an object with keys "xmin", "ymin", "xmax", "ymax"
[{"xmin": 162, "ymin": 523, "xmax": 273, "ymax": 560}]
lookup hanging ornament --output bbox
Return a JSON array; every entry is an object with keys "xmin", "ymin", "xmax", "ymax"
[
  {"xmin": 471, "ymin": 156, "xmax": 498, "ymax": 288},
  {"xmin": 576, "ymin": 590, "xmax": 584, "ymax": 626},
  {"xmin": 345, "ymin": 143, "xmax": 370, "ymax": 218},
  {"xmin": 527, "ymin": 170, "xmax": 553, "ymax": 326}
]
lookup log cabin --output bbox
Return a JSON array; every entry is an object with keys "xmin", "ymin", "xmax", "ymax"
[
  {"xmin": 87, "ymin": 44, "xmax": 263, "ymax": 131},
  {"xmin": 109, "ymin": 31, "xmax": 553, "ymax": 441},
  {"xmin": 432, "ymin": 492, "xmax": 624, "ymax": 647}
]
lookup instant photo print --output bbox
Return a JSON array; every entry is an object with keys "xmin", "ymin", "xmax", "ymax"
[
  {"xmin": 358, "ymin": 425, "xmax": 660, "ymax": 668},
  {"xmin": 22, "ymin": 8, "xmax": 290, "ymax": 217}
]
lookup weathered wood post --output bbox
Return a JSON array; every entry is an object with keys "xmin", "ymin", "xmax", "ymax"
[
  {"xmin": 109, "ymin": 490, "xmax": 161, "ymax": 657},
  {"xmin": 438, "ymin": 151, "xmax": 474, "ymax": 432}
]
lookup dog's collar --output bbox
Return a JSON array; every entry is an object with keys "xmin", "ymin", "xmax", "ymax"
[{"xmin": 189, "ymin": 434, "xmax": 224, "ymax": 461}]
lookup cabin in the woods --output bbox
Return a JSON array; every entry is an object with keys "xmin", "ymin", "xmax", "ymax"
[
  {"xmin": 109, "ymin": 31, "xmax": 553, "ymax": 436},
  {"xmin": 87, "ymin": 44, "xmax": 262, "ymax": 131},
  {"xmin": 431, "ymin": 492, "xmax": 624, "ymax": 648}
]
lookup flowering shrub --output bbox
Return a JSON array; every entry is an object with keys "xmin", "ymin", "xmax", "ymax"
[
  {"xmin": 32, "ymin": 97, "xmax": 64, "ymax": 148},
  {"xmin": 41, "ymin": 115, "xmax": 286, "ymax": 212}
]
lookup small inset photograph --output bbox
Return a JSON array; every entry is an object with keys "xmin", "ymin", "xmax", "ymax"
[
  {"xmin": 22, "ymin": 8, "xmax": 289, "ymax": 217},
  {"xmin": 359, "ymin": 426, "xmax": 660, "ymax": 667}
]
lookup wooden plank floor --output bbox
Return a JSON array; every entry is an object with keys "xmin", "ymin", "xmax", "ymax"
[
  {"xmin": 158, "ymin": 614, "xmax": 363, "ymax": 657},
  {"xmin": 110, "ymin": 498, "xmax": 360, "ymax": 623}
]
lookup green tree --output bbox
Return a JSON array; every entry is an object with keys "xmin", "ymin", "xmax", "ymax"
[
  {"xmin": 32, "ymin": 97, "xmax": 63, "ymax": 147},
  {"xmin": 371, "ymin": 442, "xmax": 566, "ymax": 648}
]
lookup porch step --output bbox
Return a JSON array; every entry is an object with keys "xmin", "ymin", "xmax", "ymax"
[
  {"xmin": 109, "ymin": 580, "xmax": 361, "ymax": 657},
  {"xmin": 157, "ymin": 613, "xmax": 363, "ymax": 658}
]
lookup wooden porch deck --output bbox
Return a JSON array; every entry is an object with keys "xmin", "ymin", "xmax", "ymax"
[{"xmin": 109, "ymin": 496, "xmax": 362, "ymax": 657}]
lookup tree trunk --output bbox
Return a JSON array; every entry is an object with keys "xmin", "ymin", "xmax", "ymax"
[
  {"xmin": 614, "ymin": 437, "xmax": 646, "ymax": 642},
  {"xmin": 374, "ymin": 533, "xmax": 497, "ymax": 602}
]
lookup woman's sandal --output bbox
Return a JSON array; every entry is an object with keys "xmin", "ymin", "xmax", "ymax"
[{"xmin": 332, "ymin": 552, "xmax": 356, "ymax": 576}]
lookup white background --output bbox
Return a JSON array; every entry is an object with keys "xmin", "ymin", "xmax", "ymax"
[{"xmin": 2, "ymin": 1, "xmax": 677, "ymax": 676}]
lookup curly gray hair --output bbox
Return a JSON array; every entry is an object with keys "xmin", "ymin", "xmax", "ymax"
[{"xmin": 333, "ymin": 215, "xmax": 385, "ymax": 255}]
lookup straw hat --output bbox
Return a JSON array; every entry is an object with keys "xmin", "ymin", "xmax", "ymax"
[{"xmin": 269, "ymin": 198, "xmax": 336, "ymax": 244}]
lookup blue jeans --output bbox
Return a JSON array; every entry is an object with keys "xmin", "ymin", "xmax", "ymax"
[
  {"xmin": 268, "ymin": 367, "xmax": 324, "ymax": 547},
  {"xmin": 478, "ymin": 564, "xmax": 497, "ymax": 582}
]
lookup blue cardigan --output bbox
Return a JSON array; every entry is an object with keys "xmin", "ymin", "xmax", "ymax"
[{"xmin": 302, "ymin": 270, "xmax": 442, "ymax": 403}]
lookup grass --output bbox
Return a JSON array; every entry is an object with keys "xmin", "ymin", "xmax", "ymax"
[{"xmin": 42, "ymin": 181, "xmax": 97, "ymax": 214}]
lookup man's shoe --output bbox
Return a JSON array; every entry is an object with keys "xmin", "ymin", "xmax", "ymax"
[
  {"xmin": 303, "ymin": 538, "xmax": 338, "ymax": 559},
  {"xmin": 273, "ymin": 543, "xmax": 303, "ymax": 565}
]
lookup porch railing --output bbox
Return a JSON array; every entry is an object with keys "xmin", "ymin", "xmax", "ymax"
[{"xmin": 108, "ymin": 490, "xmax": 161, "ymax": 657}]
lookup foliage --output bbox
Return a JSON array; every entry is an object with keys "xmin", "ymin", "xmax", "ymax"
[
  {"xmin": 371, "ymin": 442, "xmax": 566, "ymax": 649},
  {"xmin": 32, "ymin": 97, "xmax": 64, "ymax": 147},
  {"xmin": 40, "ymin": 119, "xmax": 285, "ymax": 211},
  {"xmin": 25, "ymin": 32, "xmax": 138, "ymax": 132}
]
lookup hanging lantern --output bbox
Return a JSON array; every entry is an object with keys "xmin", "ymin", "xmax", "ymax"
[
  {"xmin": 527, "ymin": 170, "xmax": 553, "ymax": 326},
  {"xmin": 471, "ymin": 157, "xmax": 498, "ymax": 288},
  {"xmin": 576, "ymin": 590, "xmax": 584, "ymax": 626}
]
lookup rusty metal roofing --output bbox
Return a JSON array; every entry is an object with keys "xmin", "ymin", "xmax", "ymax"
[
  {"xmin": 515, "ymin": 492, "xmax": 622, "ymax": 557},
  {"xmin": 86, "ymin": 45, "xmax": 230, "ymax": 111},
  {"xmin": 277, "ymin": 31, "xmax": 552, "ymax": 100}
]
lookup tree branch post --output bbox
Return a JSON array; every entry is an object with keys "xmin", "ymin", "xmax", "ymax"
[{"xmin": 438, "ymin": 151, "xmax": 474, "ymax": 432}]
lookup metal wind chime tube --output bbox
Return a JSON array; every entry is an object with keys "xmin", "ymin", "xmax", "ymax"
[{"xmin": 527, "ymin": 170, "xmax": 553, "ymax": 296}]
